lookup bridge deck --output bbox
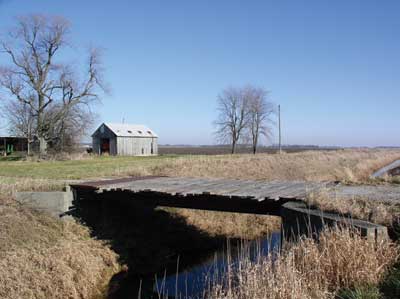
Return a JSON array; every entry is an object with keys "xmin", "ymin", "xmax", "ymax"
[
  {"xmin": 71, "ymin": 176, "xmax": 400, "ymax": 216},
  {"xmin": 73, "ymin": 176, "xmax": 330, "ymax": 201}
]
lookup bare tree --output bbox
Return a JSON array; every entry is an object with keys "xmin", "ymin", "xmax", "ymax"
[
  {"xmin": 244, "ymin": 86, "xmax": 276, "ymax": 154},
  {"xmin": 0, "ymin": 15, "xmax": 105, "ymax": 155},
  {"xmin": 43, "ymin": 103, "xmax": 97, "ymax": 151},
  {"xmin": 2, "ymin": 100, "xmax": 36, "ymax": 155},
  {"xmin": 214, "ymin": 87, "xmax": 249, "ymax": 154}
]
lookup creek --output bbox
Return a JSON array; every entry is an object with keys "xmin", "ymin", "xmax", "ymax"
[{"xmin": 107, "ymin": 232, "xmax": 281, "ymax": 299}]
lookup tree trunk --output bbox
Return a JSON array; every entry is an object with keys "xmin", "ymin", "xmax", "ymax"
[
  {"xmin": 39, "ymin": 136, "xmax": 47, "ymax": 155},
  {"xmin": 37, "ymin": 115, "xmax": 48, "ymax": 154},
  {"xmin": 37, "ymin": 95, "xmax": 47, "ymax": 156},
  {"xmin": 252, "ymin": 133, "xmax": 258, "ymax": 154},
  {"xmin": 231, "ymin": 139, "xmax": 236, "ymax": 154}
]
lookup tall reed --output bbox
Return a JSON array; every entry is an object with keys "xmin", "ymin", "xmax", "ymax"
[{"xmin": 205, "ymin": 228, "xmax": 398, "ymax": 299}]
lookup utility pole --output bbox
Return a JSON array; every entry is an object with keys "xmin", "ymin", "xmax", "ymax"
[{"xmin": 278, "ymin": 104, "xmax": 282, "ymax": 154}]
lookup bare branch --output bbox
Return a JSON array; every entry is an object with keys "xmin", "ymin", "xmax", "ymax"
[
  {"xmin": 214, "ymin": 86, "xmax": 249, "ymax": 154},
  {"xmin": 0, "ymin": 14, "xmax": 105, "ymax": 154}
]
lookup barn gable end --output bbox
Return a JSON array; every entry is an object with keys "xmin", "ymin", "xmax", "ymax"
[{"xmin": 92, "ymin": 123, "xmax": 158, "ymax": 156}]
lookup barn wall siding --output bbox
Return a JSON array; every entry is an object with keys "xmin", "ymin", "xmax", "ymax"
[
  {"xmin": 153, "ymin": 138, "xmax": 158, "ymax": 155},
  {"xmin": 116, "ymin": 137, "xmax": 157, "ymax": 156},
  {"xmin": 92, "ymin": 137, "xmax": 100, "ymax": 154},
  {"xmin": 110, "ymin": 137, "xmax": 117, "ymax": 155}
]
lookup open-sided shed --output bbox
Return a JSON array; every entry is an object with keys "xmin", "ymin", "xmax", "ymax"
[
  {"xmin": 0, "ymin": 136, "xmax": 28, "ymax": 156},
  {"xmin": 92, "ymin": 123, "xmax": 158, "ymax": 156}
]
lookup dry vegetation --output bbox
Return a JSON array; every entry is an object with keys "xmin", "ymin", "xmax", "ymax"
[
  {"xmin": 163, "ymin": 208, "xmax": 281, "ymax": 239},
  {"xmin": 306, "ymin": 190, "xmax": 400, "ymax": 228},
  {"xmin": 2, "ymin": 150, "xmax": 400, "ymax": 194},
  {"xmin": 0, "ymin": 176, "xmax": 67, "ymax": 197},
  {"xmin": 207, "ymin": 227, "xmax": 399, "ymax": 299},
  {"xmin": 1, "ymin": 149, "xmax": 400, "ymax": 298},
  {"xmin": 0, "ymin": 196, "xmax": 120, "ymax": 299},
  {"xmin": 155, "ymin": 149, "xmax": 400, "ymax": 182}
]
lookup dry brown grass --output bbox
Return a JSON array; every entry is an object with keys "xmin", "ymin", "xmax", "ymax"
[
  {"xmin": 1, "ymin": 149, "xmax": 399, "ymax": 298},
  {"xmin": 207, "ymin": 227, "xmax": 399, "ymax": 299},
  {"xmin": 375, "ymin": 174, "xmax": 400, "ymax": 185},
  {"xmin": 22, "ymin": 151, "xmax": 96, "ymax": 161},
  {"xmin": 2, "ymin": 149, "xmax": 399, "ymax": 198},
  {"xmin": 306, "ymin": 190, "xmax": 400, "ymax": 226},
  {"xmin": 0, "ymin": 176, "xmax": 66, "ymax": 197},
  {"xmin": 162, "ymin": 208, "xmax": 281, "ymax": 239},
  {"xmin": 0, "ymin": 197, "xmax": 120, "ymax": 299},
  {"xmin": 154, "ymin": 149, "xmax": 400, "ymax": 182}
]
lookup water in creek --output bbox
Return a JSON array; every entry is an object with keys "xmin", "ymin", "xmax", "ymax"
[
  {"xmin": 153, "ymin": 232, "xmax": 281, "ymax": 299},
  {"xmin": 82, "ymin": 201, "xmax": 282, "ymax": 299}
]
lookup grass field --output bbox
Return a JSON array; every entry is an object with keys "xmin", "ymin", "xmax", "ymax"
[
  {"xmin": 157, "ymin": 145, "xmax": 338, "ymax": 155},
  {"xmin": 1, "ymin": 148, "xmax": 400, "ymax": 198},
  {"xmin": 1, "ymin": 148, "xmax": 399, "ymax": 183},
  {"xmin": 0, "ymin": 155, "xmax": 175, "ymax": 179}
]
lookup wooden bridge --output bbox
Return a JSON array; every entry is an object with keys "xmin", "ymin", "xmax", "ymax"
[
  {"xmin": 70, "ymin": 176, "xmax": 399, "ymax": 240},
  {"xmin": 71, "ymin": 176, "xmax": 331, "ymax": 215}
]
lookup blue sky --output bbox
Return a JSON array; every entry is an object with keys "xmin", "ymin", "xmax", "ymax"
[{"xmin": 0, "ymin": 0, "xmax": 399, "ymax": 146}]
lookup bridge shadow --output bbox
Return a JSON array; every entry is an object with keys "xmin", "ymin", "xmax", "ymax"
[{"xmin": 73, "ymin": 192, "xmax": 227, "ymax": 299}]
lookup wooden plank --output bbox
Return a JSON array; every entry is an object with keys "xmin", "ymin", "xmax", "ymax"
[
  {"xmin": 252, "ymin": 182, "xmax": 297, "ymax": 199},
  {"xmin": 183, "ymin": 179, "xmax": 242, "ymax": 195},
  {"xmin": 174, "ymin": 179, "xmax": 228, "ymax": 195},
  {"xmin": 95, "ymin": 177, "xmax": 329, "ymax": 202},
  {"xmin": 204, "ymin": 180, "xmax": 255, "ymax": 196},
  {"xmin": 124, "ymin": 177, "xmax": 186, "ymax": 191},
  {"xmin": 155, "ymin": 178, "xmax": 216, "ymax": 195},
  {"xmin": 228, "ymin": 181, "xmax": 270, "ymax": 198},
  {"xmin": 275, "ymin": 182, "xmax": 307, "ymax": 198}
]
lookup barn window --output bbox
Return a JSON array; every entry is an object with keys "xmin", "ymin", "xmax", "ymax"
[
  {"xmin": 127, "ymin": 130, "xmax": 132, "ymax": 134},
  {"xmin": 147, "ymin": 131, "xmax": 152, "ymax": 135},
  {"xmin": 138, "ymin": 130, "xmax": 143, "ymax": 134}
]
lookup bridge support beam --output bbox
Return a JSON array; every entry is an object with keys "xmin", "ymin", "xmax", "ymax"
[{"xmin": 281, "ymin": 201, "xmax": 388, "ymax": 242}]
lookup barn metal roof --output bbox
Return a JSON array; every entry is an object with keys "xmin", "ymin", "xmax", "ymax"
[{"xmin": 104, "ymin": 123, "xmax": 158, "ymax": 138}]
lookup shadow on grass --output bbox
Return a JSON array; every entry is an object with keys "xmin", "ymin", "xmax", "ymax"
[{"xmin": 74, "ymin": 195, "xmax": 227, "ymax": 299}]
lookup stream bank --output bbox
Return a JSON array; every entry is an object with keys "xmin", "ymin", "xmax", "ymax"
[{"xmin": 75, "ymin": 198, "xmax": 280, "ymax": 299}]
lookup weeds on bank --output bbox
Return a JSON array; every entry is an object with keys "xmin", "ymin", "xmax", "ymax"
[
  {"xmin": 205, "ymin": 228, "xmax": 398, "ymax": 299},
  {"xmin": 162, "ymin": 207, "xmax": 281, "ymax": 239},
  {"xmin": 0, "ymin": 197, "xmax": 120, "ymax": 299},
  {"xmin": 0, "ymin": 176, "xmax": 66, "ymax": 197},
  {"xmin": 306, "ymin": 189, "xmax": 400, "ymax": 227}
]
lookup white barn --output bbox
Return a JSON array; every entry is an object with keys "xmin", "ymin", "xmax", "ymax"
[{"xmin": 92, "ymin": 123, "xmax": 158, "ymax": 156}]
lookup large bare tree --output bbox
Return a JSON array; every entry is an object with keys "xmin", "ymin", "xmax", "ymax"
[
  {"xmin": 244, "ymin": 86, "xmax": 276, "ymax": 154},
  {"xmin": 214, "ymin": 87, "xmax": 249, "ymax": 154},
  {"xmin": 0, "ymin": 15, "xmax": 105, "ymax": 155}
]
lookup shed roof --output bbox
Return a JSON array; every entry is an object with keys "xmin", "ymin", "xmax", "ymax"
[{"xmin": 103, "ymin": 123, "xmax": 158, "ymax": 138}]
